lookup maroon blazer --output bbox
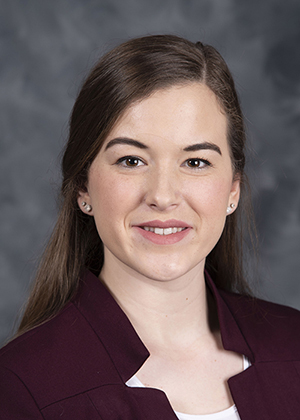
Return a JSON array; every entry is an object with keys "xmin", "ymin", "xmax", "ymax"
[{"xmin": 1, "ymin": 270, "xmax": 300, "ymax": 419}]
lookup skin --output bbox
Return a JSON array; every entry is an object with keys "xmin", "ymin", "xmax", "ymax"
[{"xmin": 78, "ymin": 83, "xmax": 242, "ymax": 414}]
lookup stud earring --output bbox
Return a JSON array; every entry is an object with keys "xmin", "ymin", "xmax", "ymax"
[
  {"xmin": 81, "ymin": 201, "xmax": 92, "ymax": 212},
  {"xmin": 85, "ymin": 204, "xmax": 92, "ymax": 212},
  {"xmin": 226, "ymin": 203, "xmax": 235, "ymax": 214}
]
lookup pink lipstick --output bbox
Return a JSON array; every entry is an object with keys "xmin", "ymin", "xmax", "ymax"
[{"xmin": 133, "ymin": 219, "xmax": 192, "ymax": 245}]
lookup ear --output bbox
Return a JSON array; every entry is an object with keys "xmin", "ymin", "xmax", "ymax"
[
  {"xmin": 77, "ymin": 190, "xmax": 94, "ymax": 216},
  {"xmin": 227, "ymin": 176, "xmax": 241, "ymax": 213}
]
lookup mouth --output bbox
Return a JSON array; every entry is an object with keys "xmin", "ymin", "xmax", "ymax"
[
  {"xmin": 134, "ymin": 219, "xmax": 192, "ymax": 243},
  {"xmin": 141, "ymin": 226, "xmax": 187, "ymax": 236}
]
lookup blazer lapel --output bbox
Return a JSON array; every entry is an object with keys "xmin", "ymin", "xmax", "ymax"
[
  {"xmin": 76, "ymin": 271, "xmax": 300, "ymax": 419},
  {"xmin": 206, "ymin": 272, "xmax": 300, "ymax": 419},
  {"xmin": 229, "ymin": 361, "xmax": 300, "ymax": 419}
]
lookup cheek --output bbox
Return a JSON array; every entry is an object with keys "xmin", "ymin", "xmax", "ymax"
[
  {"xmin": 208, "ymin": 180, "xmax": 232, "ymax": 208},
  {"xmin": 195, "ymin": 180, "xmax": 232, "ymax": 245},
  {"xmin": 185, "ymin": 177, "xmax": 232, "ymax": 213},
  {"xmin": 89, "ymin": 171, "xmax": 142, "ymax": 220}
]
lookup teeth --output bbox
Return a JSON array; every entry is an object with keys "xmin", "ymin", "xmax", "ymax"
[{"xmin": 143, "ymin": 227, "xmax": 185, "ymax": 235}]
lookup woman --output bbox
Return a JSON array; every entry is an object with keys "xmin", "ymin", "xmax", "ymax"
[{"xmin": 1, "ymin": 35, "xmax": 300, "ymax": 420}]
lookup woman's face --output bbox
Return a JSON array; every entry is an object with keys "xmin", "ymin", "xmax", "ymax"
[{"xmin": 79, "ymin": 83, "xmax": 240, "ymax": 282}]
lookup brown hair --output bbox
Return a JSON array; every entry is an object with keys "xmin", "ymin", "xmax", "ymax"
[{"xmin": 18, "ymin": 34, "xmax": 254, "ymax": 336}]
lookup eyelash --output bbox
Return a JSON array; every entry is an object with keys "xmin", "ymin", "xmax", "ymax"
[
  {"xmin": 115, "ymin": 156, "xmax": 212, "ymax": 169},
  {"xmin": 115, "ymin": 156, "xmax": 146, "ymax": 167},
  {"xmin": 181, "ymin": 158, "xmax": 211, "ymax": 169}
]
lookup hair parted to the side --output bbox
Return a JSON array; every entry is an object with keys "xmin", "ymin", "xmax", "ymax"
[{"xmin": 17, "ymin": 34, "xmax": 255, "ymax": 337}]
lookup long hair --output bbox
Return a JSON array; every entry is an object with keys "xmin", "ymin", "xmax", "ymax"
[{"xmin": 18, "ymin": 34, "xmax": 254, "ymax": 336}]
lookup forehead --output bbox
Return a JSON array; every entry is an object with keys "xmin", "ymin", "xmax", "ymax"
[{"xmin": 103, "ymin": 83, "xmax": 228, "ymax": 150}]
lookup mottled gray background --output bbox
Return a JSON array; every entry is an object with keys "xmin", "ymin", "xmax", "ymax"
[{"xmin": 1, "ymin": 0, "xmax": 300, "ymax": 346}]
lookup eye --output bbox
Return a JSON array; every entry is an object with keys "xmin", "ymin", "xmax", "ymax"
[
  {"xmin": 115, "ymin": 156, "xmax": 145, "ymax": 167},
  {"xmin": 183, "ymin": 158, "xmax": 211, "ymax": 169}
]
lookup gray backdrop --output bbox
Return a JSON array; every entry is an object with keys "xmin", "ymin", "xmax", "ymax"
[{"xmin": 1, "ymin": 0, "xmax": 300, "ymax": 346}]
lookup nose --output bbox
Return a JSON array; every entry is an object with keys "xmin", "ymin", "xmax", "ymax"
[{"xmin": 144, "ymin": 167, "xmax": 180, "ymax": 211}]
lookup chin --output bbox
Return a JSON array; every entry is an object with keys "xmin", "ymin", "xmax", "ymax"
[{"xmin": 137, "ymin": 262, "xmax": 195, "ymax": 283}]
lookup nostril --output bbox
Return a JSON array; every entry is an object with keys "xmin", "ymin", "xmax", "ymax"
[{"xmin": 149, "ymin": 201, "xmax": 178, "ymax": 210}]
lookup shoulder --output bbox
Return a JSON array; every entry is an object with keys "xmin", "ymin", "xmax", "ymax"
[
  {"xmin": 0, "ymin": 301, "xmax": 120, "ymax": 411},
  {"xmin": 220, "ymin": 289, "xmax": 300, "ymax": 361}
]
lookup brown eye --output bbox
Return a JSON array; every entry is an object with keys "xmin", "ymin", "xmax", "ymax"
[
  {"xmin": 125, "ymin": 157, "xmax": 139, "ymax": 166},
  {"xmin": 187, "ymin": 159, "xmax": 202, "ymax": 167},
  {"xmin": 182, "ymin": 158, "xmax": 211, "ymax": 170},
  {"xmin": 116, "ymin": 156, "xmax": 145, "ymax": 167}
]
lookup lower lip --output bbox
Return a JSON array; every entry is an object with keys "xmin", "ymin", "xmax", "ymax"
[{"xmin": 134, "ymin": 226, "xmax": 191, "ymax": 245}]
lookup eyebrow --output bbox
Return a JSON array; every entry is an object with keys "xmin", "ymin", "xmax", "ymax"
[
  {"xmin": 105, "ymin": 137, "xmax": 149, "ymax": 150},
  {"xmin": 183, "ymin": 142, "xmax": 222, "ymax": 155},
  {"xmin": 105, "ymin": 137, "xmax": 222, "ymax": 155}
]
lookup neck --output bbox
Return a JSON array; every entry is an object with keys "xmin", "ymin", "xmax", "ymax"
[{"xmin": 99, "ymin": 254, "xmax": 217, "ymax": 350}]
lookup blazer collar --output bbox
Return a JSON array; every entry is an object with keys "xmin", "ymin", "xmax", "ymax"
[
  {"xmin": 73, "ymin": 270, "xmax": 254, "ymax": 382},
  {"xmin": 73, "ymin": 271, "xmax": 300, "ymax": 419},
  {"xmin": 205, "ymin": 272, "xmax": 254, "ymax": 363},
  {"xmin": 73, "ymin": 270, "xmax": 150, "ymax": 383}
]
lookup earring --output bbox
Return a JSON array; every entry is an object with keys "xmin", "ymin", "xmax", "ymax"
[
  {"xmin": 226, "ymin": 203, "xmax": 235, "ymax": 214},
  {"xmin": 81, "ymin": 201, "xmax": 92, "ymax": 212}
]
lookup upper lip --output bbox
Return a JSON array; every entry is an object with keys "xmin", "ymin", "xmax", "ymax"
[{"xmin": 136, "ymin": 219, "xmax": 192, "ymax": 229}]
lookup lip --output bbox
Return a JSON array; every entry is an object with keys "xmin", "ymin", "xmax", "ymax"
[
  {"xmin": 133, "ymin": 219, "xmax": 192, "ymax": 245},
  {"xmin": 137, "ymin": 219, "xmax": 192, "ymax": 229}
]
